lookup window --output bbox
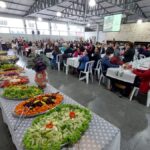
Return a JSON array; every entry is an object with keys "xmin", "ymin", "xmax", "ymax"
[
  {"xmin": 69, "ymin": 25, "xmax": 84, "ymax": 37},
  {"xmin": 52, "ymin": 30, "xmax": 59, "ymax": 36},
  {"xmin": 0, "ymin": 27, "xmax": 9, "ymax": 33},
  {"xmin": 9, "ymin": 28, "xmax": 25, "ymax": 34},
  {"xmin": 51, "ymin": 23, "xmax": 68, "ymax": 36},
  {"xmin": 0, "ymin": 17, "xmax": 25, "ymax": 34},
  {"xmin": 26, "ymin": 20, "xmax": 36, "ymax": 34},
  {"xmin": 37, "ymin": 21, "xmax": 50, "ymax": 35},
  {"xmin": 37, "ymin": 21, "xmax": 49, "ymax": 29},
  {"xmin": 39, "ymin": 29, "xmax": 50, "ymax": 35}
]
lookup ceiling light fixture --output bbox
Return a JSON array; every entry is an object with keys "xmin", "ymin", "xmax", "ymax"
[
  {"xmin": 89, "ymin": 0, "xmax": 96, "ymax": 7},
  {"xmin": 87, "ymin": 23, "xmax": 91, "ymax": 27},
  {"xmin": 56, "ymin": 12, "xmax": 62, "ymax": 17},
  {"xmin": 38, "ymin": 17, "xmax": 42, "ymax": 21},
  {"xmin": 137, "ymin": 19, "xmax": 143, "ymax": 24},
  {"xmin": 0, "ymin": 1, "xmax": 6, "ymax": 8}
]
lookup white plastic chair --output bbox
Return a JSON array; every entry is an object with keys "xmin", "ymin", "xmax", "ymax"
[
  {"xmin": 139, "ymin": 54, "xmax": 146, "ymax": 59},
  {"xmin": 147, "ymin": 90, "xmax": 150, "ymax": 107},
  {"xmin": 129, "ymin": 87, "xmax": 139, "ymax": 101},
  {"xmin": 79, "ymin": 61, "xmax": 95, "ymax": 84},
  {"xmin": 94, "ymin": 59, "xmax": 101, "ymax": 79},
  {"xmin": 98, "ymin": 62, "xmax": 111, "ymax": 89},
  {"xmin": 56, "ymin": 54, "xmax": 63, "ymax": 71},
  {"xmin": 133, "ymin": 55, "xmax": 138, "ymax": 61},
  {"xmin": 99, "ymin": 61, "xmax": 105, "ymax": 85}
]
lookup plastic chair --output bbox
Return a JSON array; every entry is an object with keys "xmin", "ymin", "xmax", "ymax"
[
  {"xmin": 79, "ymin": 61, "xmax": 95, "ymax": 84},
  {"xmin": 147, "ymin": 90, "xmax": 150, "ymax": 107},
  {"xmin": 56, "ymin": 54, "xmax": 63, "ymax": 71},
  {"xmin": 98, "ymin": 61, "xmax": 105, "ymax": 85},
  {"xmin": 129, "ymin": 87, "xmax": 139, "ymax": 101},
  {"xmin": 98, "ymin": 62, "xmax": 111, "ymax": 89},
  {"xmin": 94, "ymin": 59, "xmax": 102, "ymax": 79},
  {"xmin": 139, "ymin": 54, "xmax": 146, "ymax": 59}
]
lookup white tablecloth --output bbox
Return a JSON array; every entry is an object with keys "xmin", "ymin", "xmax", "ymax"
[
  {"xmin": 132, "ymin": 57, "xmax": 150, "ymax": 69},
  {"xmin": 35, "ymin": 49, "xmax": 44, "ymax": 55},
  {"xmin": 106, "ymin": 68, "xmax": 136, "ymax": 84},
  {"xmin": 66, "ymin": 57, "xmax": 80, "ymax": 75},
  {"xmin": 46, "ymin": 52, "xmax": 53, "ymax": 59},
  {"xmin": 0, "ymin": 69, "xmax": 121, "ymax": 150}
]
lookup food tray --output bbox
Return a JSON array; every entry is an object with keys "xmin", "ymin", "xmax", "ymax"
[{"xmin": 12, "ymin": 102, "xmax": 63, "ymax": 118}]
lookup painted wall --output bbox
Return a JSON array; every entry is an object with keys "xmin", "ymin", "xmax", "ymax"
[
  {"xmin": 0, "ymin": 33, "xmax": 80, "ymax": 42},
  {"xmin": 85, "ymin": 31, "xmax": 106, "ymax": 42},
  {"xmin": 104, "ymin": 22, "xmax": 150, "ymax": 42}
]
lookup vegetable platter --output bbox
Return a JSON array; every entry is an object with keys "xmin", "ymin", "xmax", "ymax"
[
  {"xmin": 2, "ymin": 85, "xmax": 43, "ymax": 100},
  {"xmin": 23, "ymin": 104, "xmax": 92, "ymax": 150},
  {"xmin": 14, "ymin": 93, "xmax": 64, "ymax": 117}
]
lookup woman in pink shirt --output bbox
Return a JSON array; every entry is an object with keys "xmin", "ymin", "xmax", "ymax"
[{"xmin": 73, "ymin": 48, "xmax": 83, "ymax": 57}]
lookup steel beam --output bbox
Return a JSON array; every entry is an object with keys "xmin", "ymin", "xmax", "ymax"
[
  {"xmin": 4, "ymin": 1, "xmax": 31, "ymax": 7},
  {"xmin": 26, "ymin": 0, "xmax": 67, "ymax": 16},
  {"xmin": 6, "ymin": 7, "xmax": 27, "ymax": 12},
  {"xmin": 99, "ymin": 0, "xmax": 146, "ymax": 17}
]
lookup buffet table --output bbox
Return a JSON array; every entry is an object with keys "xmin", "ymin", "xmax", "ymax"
[
  {"xmin": 66, "ymin": 57, "xmax": 80, "ymax": 75},
  {"xmin": 0, "ymin": 69, "xmax": 121, "ymax": 150}
]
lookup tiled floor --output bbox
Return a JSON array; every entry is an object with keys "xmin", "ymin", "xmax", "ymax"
[{"xmin": 0, "ymin": 57, "xmax": 150, "ymax": 150}]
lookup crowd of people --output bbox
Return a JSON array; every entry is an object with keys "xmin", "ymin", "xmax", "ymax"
[{"xmin": 1, "ymin": 38, "xmax": 150, "ymax": 99}]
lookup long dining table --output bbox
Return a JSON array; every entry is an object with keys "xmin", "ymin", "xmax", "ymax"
[
  {"xmin": 0, "ymin": 68, "xmax": 121, "ymax": 150},
  {"xmin": 106, "ymin": 57, "xmax": 150, "ymax": 84}
]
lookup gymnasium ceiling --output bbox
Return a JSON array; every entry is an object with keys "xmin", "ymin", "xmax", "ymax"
[{"xmin": 1, "ymin": 0, "xmax": 150, "ymax": 30}]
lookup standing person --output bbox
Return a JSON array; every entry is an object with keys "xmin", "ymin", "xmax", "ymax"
[
  {"xmin": 123, "ymin": 42, "xmax": 135, "ymax": 63},
  {"xmin": 18, "ymin": 41, "xmax": 23, "ymax": 55}
]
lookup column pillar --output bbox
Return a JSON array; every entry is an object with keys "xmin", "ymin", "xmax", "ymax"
[
  {"xmin": 49, "ymin": 21, "xmax": 51, "ymax": 35},
  {"xmin": 23, "ymin": 19, "xmax": 27, "ymax": 34},
  {"xmin": 96, "ymin": 24, "xmax": 100, "ymax": 42}
]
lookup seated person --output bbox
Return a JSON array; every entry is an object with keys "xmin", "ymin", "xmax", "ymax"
[
  {"xmin": 51, "ymin": 46, "xmax": 61, "ymax": 69},
  {"xmin": 60, "ymin": 43, "xmax": 67, "ymax": 53},
  {"xmin": 110, "ymin": 45, "xmax": 123, "ymax": 65},
  {"xmin": 63, "ymin": 44, "xmax": 73, "ymax": 63},
  {"xmin": 73, "ymin": 48, "xmax": 83, "ymax": 57},
  {"xmin": 78, "ymin": 50, "xmax": 89, "ymax": 71},
  {"xmin": 92, "ymin": 47, "xmax": 101, "ymax": 69},
  {"xmin": 101, "ymin": 49, "xmax": 119, "ymax": 75},
  {"xmin": 44, "ymin": 44, "xmax": 52, "ymax": 55},
  {"xmin": 137, "ymin": 44, "xmax": 145, "ymax": 55},
  {"xmin": 99, "ymin": 44, "xmax": 105, "ymax": 54},
  {"xmin": 133, "ymin": 69, "xmax": 150, "ymax": 94},
  {"xmin": 144, "ymin": 45, "xmax": 150, "ymax": 57},
  {"xmin": 123, "ymin": 42, "xmax": 135, "ymax": 63},
  {"xmin": 107, "ymin": 42, "xmax": 115, "ymax": 54}
]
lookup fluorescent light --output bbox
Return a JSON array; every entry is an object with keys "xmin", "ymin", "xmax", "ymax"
[
  {"xmin": 89, "ymin": 0, "xmax": 96, "ymax": 7},
  {"xmin": 38, "ymin": 17, "xmax": 42, "ymax": 21},
  {"xmin": 87, "ymin": 23, "xmax": 90, "ymax": 27},
  {"xmin": 0, "ymin": 1, "xmax": 6, "ymax": 8},
  {"xmin": 137, "ymin": 19, "xmax": 143, "ymax": 24},
  {"xmin": 56, "ymin": 12, "xmax": 62, "ymax": 17}
]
